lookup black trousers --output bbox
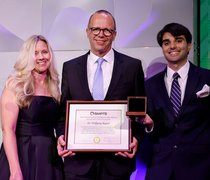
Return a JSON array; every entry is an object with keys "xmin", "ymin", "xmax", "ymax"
[{"xmin": 64, "ymin": 159, "xmax": 131, "ymax": 180}]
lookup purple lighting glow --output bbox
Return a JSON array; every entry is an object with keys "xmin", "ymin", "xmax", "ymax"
[
  {"xmin": 119, "ymin": 11, "xmax": 159, "ymax": 48},
  {"xmin": 0, "ymin": 25, "xmax": 23, "ymax": 52}
]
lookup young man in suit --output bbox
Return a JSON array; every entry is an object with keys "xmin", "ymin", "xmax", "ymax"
[
  {"xmin": 145, "ymin": 23, "xmax": 210, "ymax": 180},
  {"xmin": 56, "ymin": 10, "xmax": 148, "ymax": 180}
]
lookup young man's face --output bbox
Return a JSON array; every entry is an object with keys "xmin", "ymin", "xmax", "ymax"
[{"xmin": 161, "ymin": 32, "xmax": 192, "ymax": 67}]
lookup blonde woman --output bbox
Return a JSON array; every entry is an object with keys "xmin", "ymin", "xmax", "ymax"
[{"xmin": 0, "ymin": 35, "xmax": 63, "ymax": 180}]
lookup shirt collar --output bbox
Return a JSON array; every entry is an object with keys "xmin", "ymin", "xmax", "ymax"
[
  {"xmin": 89, "ymin": 49, "xmax": 114, "ymax": 64},
  {"xmin": 166, "ymin": 61, "xmax": 190, "ymax": 82}
]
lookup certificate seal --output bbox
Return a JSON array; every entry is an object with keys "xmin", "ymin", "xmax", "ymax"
[{"xmin": 94, "ymin": 137, "xmax": 100, "ymax": 144}]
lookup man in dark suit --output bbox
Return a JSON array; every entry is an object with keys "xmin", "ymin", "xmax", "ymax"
[
  {"xmin": 56, "ymin": 10, "xmax": 147, "ymax": 180},
  {"xmin": 145, "ymin": 23, "xmax": 210, "ymax": 180}
]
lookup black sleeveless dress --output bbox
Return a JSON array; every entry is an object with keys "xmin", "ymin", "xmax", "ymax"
[{"xmin": 0, "ymin": 96, "xmax": 64, "ymax": 180}]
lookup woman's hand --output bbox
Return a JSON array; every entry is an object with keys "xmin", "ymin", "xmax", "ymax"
[
  {"xmin": 10, "ymin": 170, "xmax": 23, "ymax": 180},
  {"xmin": 57, "ymin": 135, "xmax": 75, "ymax": 157}
]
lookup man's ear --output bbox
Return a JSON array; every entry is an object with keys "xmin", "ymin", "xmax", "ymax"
[{"xmin": 187, "ymin": 43, "xmax": 192, "ymax": 52}]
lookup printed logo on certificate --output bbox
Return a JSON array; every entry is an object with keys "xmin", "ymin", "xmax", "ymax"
[{"xmin": 64, "ymin": 100, "xmax": 131, "ymax": 152}]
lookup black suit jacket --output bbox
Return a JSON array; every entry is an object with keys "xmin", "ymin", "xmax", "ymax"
[
  {"xmin": 57, "ymin": 49, "xmax": 145, "ymax": 176},
  {"xmin": 145, "ymin": 62, "xmax": 210, "ymax": 180}
]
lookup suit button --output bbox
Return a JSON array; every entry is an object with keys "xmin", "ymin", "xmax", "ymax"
[{"xmin": 173, "ymin": 145, "xmax": 178, "ymax": 149}]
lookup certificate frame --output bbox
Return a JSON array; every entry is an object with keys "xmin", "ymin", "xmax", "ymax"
[{"xmin": 65, "ymin": 100, "xmax": 131, "ymax": 152}]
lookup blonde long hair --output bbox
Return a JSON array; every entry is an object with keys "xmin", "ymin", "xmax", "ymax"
[{"xmin": 6, "ymin": 35, "xmax": 60, "ymax": 108}]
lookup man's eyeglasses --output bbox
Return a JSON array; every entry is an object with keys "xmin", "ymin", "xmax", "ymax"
[{"xmin": 89, "ymin": 27, "xmax": 115, "ymax": 37}]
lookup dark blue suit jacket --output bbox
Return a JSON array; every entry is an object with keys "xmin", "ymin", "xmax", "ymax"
[
  {"xmin": 145, "ymin": 62, "xmax": 210, "ymax": 180},
  {"xmin": 57, "ymin": 49, "xmax": 145, "ymax": 176}
]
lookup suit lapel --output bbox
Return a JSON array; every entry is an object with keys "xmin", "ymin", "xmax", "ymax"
[
  {"xmin": 159, "ymin": 69, "xmax": 176, "ymax": 116},
  {"xmin": 180, "ymin": 63, "xmax": 199, "ymax": 112},
  {"xmin": 76, "ymin": 52, "xmax": 93, "ymax": 99},
  {"xmin": 105, "ymin": 50, "xmax": 122, "ymax": 100}
]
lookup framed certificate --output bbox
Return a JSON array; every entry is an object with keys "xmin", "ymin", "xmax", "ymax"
[{"xmin": 65, "ymin": 100, "xmax": 131, "ymax": 152}]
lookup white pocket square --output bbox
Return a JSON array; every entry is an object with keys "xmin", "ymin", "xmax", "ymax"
[{"xmin": 196, "ymin": 84, "xmax": 210, "ymax": 98}]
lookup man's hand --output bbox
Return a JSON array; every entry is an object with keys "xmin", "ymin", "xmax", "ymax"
[
  {"xmin": 115, "ymin": 136, "xmax": 138, "ymax": 159},
  {"xmin": 57, "ymin": 135, "xmax": 75, "ymax": 157},
  {"xmin": 142, "ymin": 114, "xmax": 154, "ymax": 132}
]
